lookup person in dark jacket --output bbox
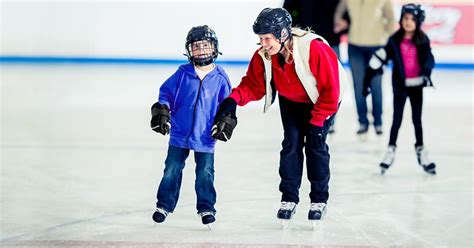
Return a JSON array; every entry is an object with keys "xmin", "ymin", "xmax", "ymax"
[
  {"xmin": 363, "ymin": 3, "xmax": 436, "ymax": 175},
  {"xmin": 283, "ymin": 0, "xmax": 348, "ymax": 56},
  {"xmin": 283, "ymin": 0, "xmax": 348, "ymax": 134},
  {"xmin": 150, "ymin": 25, "xmax": 232, "ymax": 226}
]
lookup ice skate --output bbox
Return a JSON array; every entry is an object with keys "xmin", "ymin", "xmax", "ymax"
[
  {"xmin": 416, "ymin": 146, "xmax": 436, "ymax": 175},
  {"xmin": 277, "ymin": 201, "xmax": 296, "ymax": 229},
  {"xmin": 356, "ymin": 124, "xmax": 369, "ymax": 141},
  {"xmin": 380, "ymin": 145, "xmax": 396, "ymax": 175},
  {"xmin": 152, "ymin": 207, "xmax": 169, "ymax": 224},
  {"xmin": 374, "ymin": 125, "xmax": 383, "ymax": 136},
  {"xmin": 356, "ymin": 124, "xmax": 369, "ymax": 135},
  {"xmin": 199, "ymin": 212, "xmax": 216, "ymax": 230},
  {"xmin": 308, "ymin": 203, "xmax": 327, "ymax": 230}
]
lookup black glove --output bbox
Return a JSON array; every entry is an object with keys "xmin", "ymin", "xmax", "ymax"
[
  {"xmin": 216, "ymin": 98, "xmax": 237, "ymax": 118},
  {"xmin": 150, "ymin": 102, "xmax": 170, "ymax": 135},
  {"xmin": 212, "ymin": 98, "xmax": 238, "ymax": 142},
  {"xmin": 212, "ymin": 113, "xmax": 238, "ymax": 142},
  {"xmin": 362, "ymin": 67, "xmax": 383, "ymax": 97},
  {"xmin": 308, "ymin": 124, "xmax": 326, "ymax": 148}
]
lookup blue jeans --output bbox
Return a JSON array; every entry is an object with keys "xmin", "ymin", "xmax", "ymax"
[
  {"xmin": 155, "ymin": 145, "xmax": 216, "ymax": 214},
  {"xmin": 348, "ymin": 44, "xmax": 383, "ymax": 126}
]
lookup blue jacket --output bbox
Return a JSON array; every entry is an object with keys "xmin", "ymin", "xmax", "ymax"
[{"xmin": 158, "ymin": 63, "xmax": 232, "ymax": 153}]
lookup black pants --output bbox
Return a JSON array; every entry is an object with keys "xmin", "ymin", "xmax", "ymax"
[
  {"xmin": 278, "ymin": 95, "xmax": 335, "ymax": 204},
  {"xmin": 389, "ymin": 86, "xmax": 424, "ymax": 147}
]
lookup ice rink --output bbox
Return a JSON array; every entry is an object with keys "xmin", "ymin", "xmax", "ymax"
[{"xmin": 1, "ymin": 64, "xmax": 472, "ymax": 247}]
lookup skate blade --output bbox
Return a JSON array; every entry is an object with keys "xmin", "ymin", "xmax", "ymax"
[
  {"xmin": 357, "ymin": 133, "xmax": 368, "ymax": 142},
  {"xmin": 205, "ymin": 224, "xmax": 212, "ymax": 230},
  {"xmin": 424, "ymin": 169, "xmax": 436, "ymax": 175},
  {"xmin": 312, "ymin": 220, "xmax": 323, "ymax": 231},
  {"xmin": 280, "ymin": 219, "xmax": 290, "ymax": 229}
]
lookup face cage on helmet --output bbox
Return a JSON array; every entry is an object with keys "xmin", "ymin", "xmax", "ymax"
[{"xmin": 186, "ymin": 38, "xmax": 218, "ymax": 66}]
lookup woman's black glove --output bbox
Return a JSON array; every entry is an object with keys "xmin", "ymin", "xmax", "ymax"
[
  {"xmin": 308, "ymin": 124, "xmax": 327, "ymax": 148},
  {"xmin": 150, "ymin": 102, "xmax": 170, "ymax": 135},
  {"xmin": 212, "ymin": 98, "xmax": 238, "ymax": 142}
]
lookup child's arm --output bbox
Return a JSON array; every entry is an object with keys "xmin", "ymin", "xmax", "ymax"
[
  {"xmin": 158, "ymin": 70, "xmax": 181, "ymax": 110},
  {"xmin": 211, "ymin": 74, "xmax": 235, "ymax": 142},
  {"xmin": 150, "ymin": 69, "xmax": 180, "ymax": 135},
  {"xmin": 363, "ymin": 41, "xmax": 394, "ymax": 96},
  {"xmin": 421, "ymin": 39, "xmax": 435, "ymax": 77}
]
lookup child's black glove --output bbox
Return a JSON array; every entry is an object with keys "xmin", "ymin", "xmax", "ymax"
[
  {"xmin": 150, "ymin": 102, "xmax": 170, "ymax": 135},
  {"xmin": 212, "ymin": 113, "xmax": 237, "ymax": 142},
  {"xmin": 212, "ymin": 98, "xmax": 238, "ymax": 141}
]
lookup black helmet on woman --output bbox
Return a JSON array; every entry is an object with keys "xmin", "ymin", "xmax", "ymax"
[{"xmin": 253, "ymin": 8, "xmax": 292, "ymax": 43}]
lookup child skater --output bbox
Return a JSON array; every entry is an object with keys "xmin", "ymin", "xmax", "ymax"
[
  {"xmin": 363, "ymin": 3, "xmax": 436, "ymax": 175},
  {"xmin": 150, "ymin": 25, "xmax": 232, "ymax": 227}
]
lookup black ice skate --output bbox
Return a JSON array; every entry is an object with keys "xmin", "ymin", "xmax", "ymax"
[
  {"xmin": 308, "ymin": 202, "xmax": 327, "ymax": 220},
  {"xmin": 277, "ymin": 201, "xmax": 296, "ymax": 229},
  {"xmin": 308, "ymin": 202, "xmax": 327, "ymax": 230},
  {"xmin": 416, "ymin": 146, "xmax": 436, "ymax": 175},
  {"xmin": 199, "ymin": 212, "xmax": 216, "ymax": 230},
  {"xmin": 380, "ymin": 145, "xmax": 396, "ymax": 174},
  {"xmin": 152, "ymin": 207, "xmax": 169, "ymax": 224}
]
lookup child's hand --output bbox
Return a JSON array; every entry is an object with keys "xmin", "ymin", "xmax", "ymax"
[
  {"xmin": 362, "ymin": 67, "xmax": 383, "ymax": 97},
  {"xmin": 212, "ymin": 113, "xmax": 237, "ymax": 142},
  {"xmin": 150, "ymin": 102, "xmax": 171, "ymax": 135}
]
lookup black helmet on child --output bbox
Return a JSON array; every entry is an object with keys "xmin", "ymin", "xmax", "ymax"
[
  {"xmin": 400, "ymin": 3, "xmax": 426, "ymax": 28},
  {"xmin": 253, "ymin": 8, "xmax": 292, "ymax": 43},
  {"xmin": 185, "ymin": 25, "xmax": 221, "ymax": 66}
]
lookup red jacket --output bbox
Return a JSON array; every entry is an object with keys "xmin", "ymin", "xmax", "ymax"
[{"xmin": 229, "ymin": 39, "xmax": 340, "ymax": 127}]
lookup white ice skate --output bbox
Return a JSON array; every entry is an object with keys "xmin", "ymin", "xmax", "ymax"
[
  {"xmin": 416, "ymin": 146, "xmax": 436, "ymax": 175},
  {"xmin": 277, "ymin": 201, "xmax": 296, "ymax": 229},
  {"xmin": 380, "ymin": 146, "xmax": 396, "ymax": 175}
]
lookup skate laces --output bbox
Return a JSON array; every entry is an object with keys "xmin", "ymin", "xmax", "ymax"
[
  {"xmin": 199, "ymin": 211, "xmax": 215, "ymax": 217},
  {"xmin": 310, "ymin": 202, "xmax": 326, "ymax": 211},
  {"xmin": 382, "ymin": 146, "xmax": 396, "ymax": 164},
  {"xmin": 416, "ymin": 146, "xmax": 431, "ymax": 165},
  {"xmin": 155, "ymin": 208, "xmax": 168, "ymax": 216},
  {"xmin": 280, "ymin": 201, "xmax": 296, "ymax": 211}
]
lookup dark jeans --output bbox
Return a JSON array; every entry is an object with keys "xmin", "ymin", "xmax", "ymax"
[
  {"xmin": 348, "ymin": 44, "xmax": 383, "ymax": 126},
  {"xmin": 156, "ymin": 145, "xmax": 216, "ymax": 214},
  {"xmin": 278, "ymin": 95, "xmax": 335, "ymax": 204},
  {"xmin": 389, "ymin": 87, "xmax": 424, "ymax": 147}
]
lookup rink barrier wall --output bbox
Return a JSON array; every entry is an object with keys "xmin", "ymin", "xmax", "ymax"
[{"xmin": 0, "ymin": 56, "xmax": 472, "ymax": 70}]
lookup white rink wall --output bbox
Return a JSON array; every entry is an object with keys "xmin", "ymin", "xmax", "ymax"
[
  {"xmin": 1, "ymin": 0, "xmax": 284, "ymax": 60},
  {"xmin": 1, "ymin": 0, "xmax": 473, "ymax": 64}
]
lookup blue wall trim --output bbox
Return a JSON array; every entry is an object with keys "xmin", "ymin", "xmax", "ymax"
[{"xmin": 1, "ymin": 56, "xmax": 473, "ymax": 69}]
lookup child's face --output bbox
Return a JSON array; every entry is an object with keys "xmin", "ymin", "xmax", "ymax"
[
  {"xmin": 258, "ymin": 34, "xmax": 281, "ymax": 56},
  {"xmin": 190, "ymin": 40, "xmax": 213, "ymax": 58},
  {"xmin": 401, "ymin": 13, "xmax": 417, "ymax": 34}
]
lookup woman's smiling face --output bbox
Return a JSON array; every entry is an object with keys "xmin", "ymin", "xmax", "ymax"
[{"xmin": 258, "ymin": 33, "xmax": 281, "ymax": 56}]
